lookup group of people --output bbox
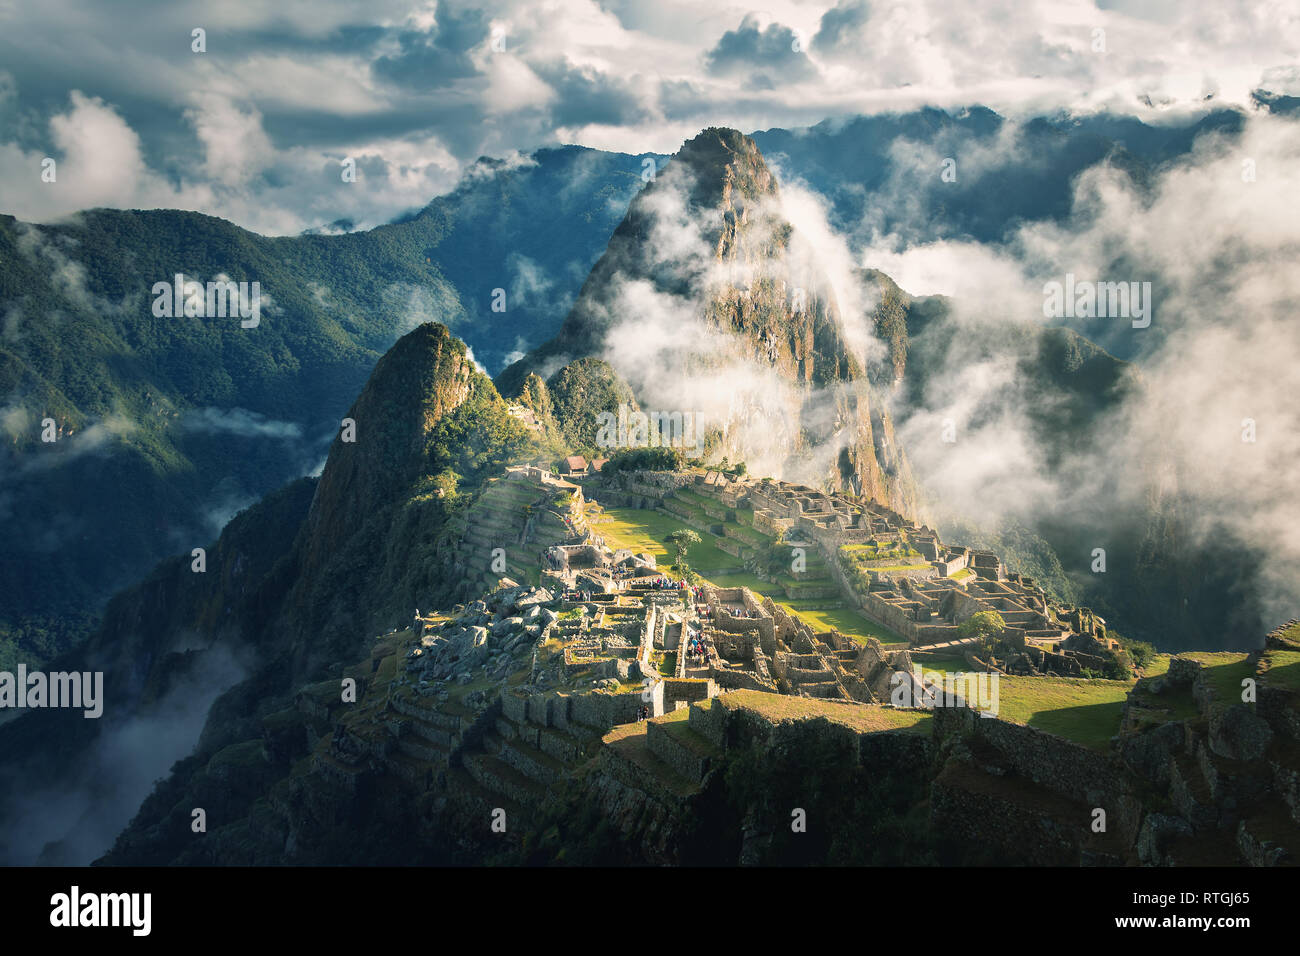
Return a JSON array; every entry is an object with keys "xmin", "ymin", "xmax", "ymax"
[
  {"xmin": 728, "ymin": 605, "xmax": 760, "ymax": 619},
  {"xmin": 636, "ymin": 705, "xmax": 651, "ymax": 722},
  {"xmin": 694, "ymin": 603, "xmax": 714, "ymax": 620},
  {"xmin": 685, "ymin": 634, "xmax": 713, "ymax": 666}
]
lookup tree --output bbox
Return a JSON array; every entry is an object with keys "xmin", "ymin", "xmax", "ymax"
[
  {"xmin": 763, "ymin": 533, "xmax": 790, "ymax": 576},
  {"xmin": 666, "ymin": 529, "xmax": 700, "ymax": 571},
  {"xmin": 957, "ymin": 609, "xmax": 1006, "ymax": 657}
]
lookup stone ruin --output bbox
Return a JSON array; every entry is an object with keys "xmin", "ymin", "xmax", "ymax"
[{"xmin": 586, "ymin": 469, "xmax": 1125, "ymax": 678}]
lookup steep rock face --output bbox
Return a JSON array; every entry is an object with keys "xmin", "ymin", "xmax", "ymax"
[
  {"xmin": 294, "ymin": 323, "xmax": 474, "ymax": 588},
  {"xmin": 499, "ymin": 128, "xmax": 918, "ymax": 518}
]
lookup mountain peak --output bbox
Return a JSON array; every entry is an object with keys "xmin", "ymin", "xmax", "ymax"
[
  {"xmin": 668, "ymin": 126, "xmax": 777, "ymax": 210},
  {"xmin": 304, "ymin": 322, "xmax": 474, "ymax": 550}
]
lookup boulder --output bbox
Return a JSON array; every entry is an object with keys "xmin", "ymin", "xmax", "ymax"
[
  {"xmin": 1210, "ymin": 704, "xmax": 1273, "ymax": 761},
  {"xmin": 492, "ymin": 616, "xmax": 524, "ymax": 637},
  {"xmin": 1136, "ymin": 812, "xmax": 1194, "ymax": 865},
  {"xmin": 516, "ymin": 588, "xmax": 554, "ymax": 610}
]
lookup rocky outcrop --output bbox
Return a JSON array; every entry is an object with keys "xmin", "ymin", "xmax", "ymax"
[{"xmin": 498, "ymin": 128, "xmax": 919, "ymax": 517}]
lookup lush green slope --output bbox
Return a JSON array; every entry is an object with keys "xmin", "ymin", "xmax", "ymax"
[
  {"xmin": 0, "ymin": 145, "xmax": 649, "ymax": 663},
  {"xmin": 0, "ymin": 322, "xmax": 545, "ymax": 864}
]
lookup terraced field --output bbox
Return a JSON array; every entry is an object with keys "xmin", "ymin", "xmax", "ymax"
[
  {"xmin": 711, "ymin": 690, "xmax": 934, "ymax": 735},
  {"xmin": 1180, "ymin": 652, "xmax": 1253, "ymax": 710},
  {"xmin": 908, "ymin": 653, "xmax": 971, "ymax": 675},
  {"xmin": 590, "ymin": 506, "xmax": 738, "ymax": 574},
  {"xmin": 993, "ymin": 675, "xmax": 1132, "ymax": 751},
  {"xmin": 1261, "ymin": 649, "xmax": 1300, "ymax": 692}
]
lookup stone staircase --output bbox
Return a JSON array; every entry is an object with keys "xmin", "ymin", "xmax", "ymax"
[
  {"xmin": 447, "ymin": 694, "xmax": 612, "ymax": 834},
  {"xmin": 600, "ymin": 718, "xmax": 713, "ymax": 801}
]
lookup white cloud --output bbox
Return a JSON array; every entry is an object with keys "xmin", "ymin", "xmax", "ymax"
[
  {"xmin": 870, "ymin": 110, "xmax": 1300, "ymax": 624},
  {"xmin": 185, "ymin": 94, "xmax": 275, "ymax": 187},
  {"xmin": 0, "ymin": 1, "xmax": 1295, "ymax": 232}
]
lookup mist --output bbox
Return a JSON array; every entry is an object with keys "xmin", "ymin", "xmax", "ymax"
[
  {"xmin": 0, "ymin": 643, "xmax": 248, "ymax": 866},
  {"xmin": 866, "ymin": 108, "xmax": 1300, "ymax": 632}
]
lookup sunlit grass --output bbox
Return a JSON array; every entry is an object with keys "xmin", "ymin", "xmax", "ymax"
[{"xmin": 994, "ymin": 675, "xmax": 1131, "ymax": 751}]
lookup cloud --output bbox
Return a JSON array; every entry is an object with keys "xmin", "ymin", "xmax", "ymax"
[
  {"xmin": 704, "ymin": 14, "xmax": 819, "ymax": 87},
  {"xmin": 182, "ymin": 407, "xmax": 304, "ymax": 440},
  {"xmin": 370, "ymin": 7, "xmax": 488, "ymax": 89},
  {"xmin": 383, "ymin": 279, "xmax": 467, "ymax": 339},
  {"xmin": 0, "ymin": 642, "xmax": 248, "ymax": 865},
  {"xmin": 529, "ymin": 148, "xmax": 893, "ymax": 487},
  {"xmin": 0, "ymin": 2, "xmax": 1295, "ymax": 233},
  {"xmin": 184, "ymin": 94, "xmax": 275, "ymax": 187},
  {"xmin": 868, "ymin": 109, "xmax": 1300, "ymax": 629},
  {"xmin": 0, "ymin": 92, "xmax": 206, "ymax": 224}
]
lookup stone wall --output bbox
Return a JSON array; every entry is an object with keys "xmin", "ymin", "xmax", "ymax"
[
  {"xmin": 502, "ymin": 690, "xmax": 529, "ymax": 723},
  {"xmin": 708, "ymin": 587, "xmax": 776, "ymax": 645},
  {"xmin": 687, "ymin": 700, "xmax": 729, "ymax": 749},
  {"xmin": 568, "ymin": 685, "xmax": 662, "ymax": 728},
  {"xmin": 930, "ymin": 763, "xmax": 1089, "ymax": 866},
  {"xmin": 712, "ymin": 668, "xmax": 779, "ymax": 693},
  {"xmin": 932, "ymin": 705, "xmax": 1140, "ymax": 843},
  {"xmin": 663, "ymin": 678, "xmax": 717, "ymax": 706},
  {"xmin": 646, "ymin": 720, "xmax": 713, "ymax": 783}
]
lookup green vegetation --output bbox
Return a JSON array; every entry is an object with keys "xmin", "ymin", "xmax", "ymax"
[
  {"xmin": 0, "ymin": 143, "xmax": 651, "ymax": 663},
  {"xmin": 718, "ymin": 690, "xmax": 932, "ymax": 735},
  {"xmin": 866, "ymin": 272, "xmax": 910, "ymax": 387},
  {"xmin": 593, "ymin": 508, "xmax": 736, "ymax": 576},
  {"xmin": 1261, "ymin": 649, "xmax": 1300, "ymax": 692},
  {"xmin": 598, "ymin": 446, "xmax": 687, "ymax": 475},
  {"xmin": 838, "ymin": 540, "xmax": 929, "ymax": 591},
  {"xmin": 594, "ymin": 506, "xmax": 907, "ymax": 645},
  {"xmin": 957, "ymin": 610, "xmax": 1007, "ymax": 654},
  {"xmin": 1114, "ymin": 632, "xmax": 1157, "ymax": 670},
  {"xmin": 1180, "ymin": 652, "xmax": 1253, "ymax": 711},
  {"xmin": 939, "ymin": 516, "xmax": 1077, "ymax": 606},
  {"xmin": 545, "ymin": 357, "xmax": 637, "ymax": 452},
  {"xmin": 424, "ymin": 372, "xmax": 535, "ymax": 495},
  {"xmin": 909, "ymin": 653, "xmax": 971, "ymax": 675},
  {"xmin": 841, "ymin": 540, "xmax": 922, "ymax": 561},
  {"xmin": 995, "ymin": 675, "xmax": 1131, "ymax": 751},
  {"xmin": 666, "ymin": 529, "xmax": 701, "ymax": 572},
  {"xmin": 781, "ymin": 605, "xmax": 905, "ymax": 645}
]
